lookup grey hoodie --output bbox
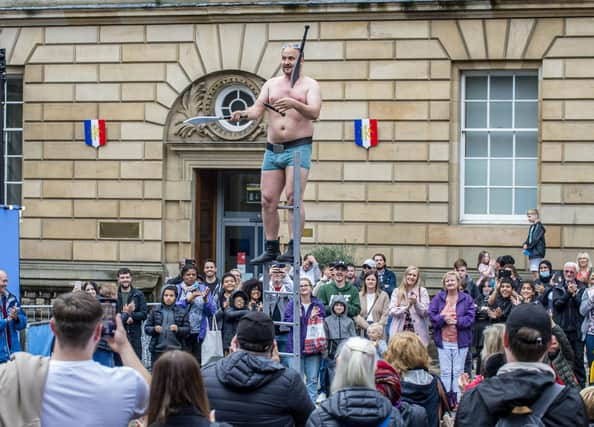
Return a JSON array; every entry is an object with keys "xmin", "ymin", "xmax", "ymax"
[{"xmin": 324, "ymin": 295, "xmax": 357, "ymax": 359}]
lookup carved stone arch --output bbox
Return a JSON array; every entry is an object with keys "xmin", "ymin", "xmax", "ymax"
[{"xmin": 165, "ymin": 71, "xmax": 267, "ymax": 142}]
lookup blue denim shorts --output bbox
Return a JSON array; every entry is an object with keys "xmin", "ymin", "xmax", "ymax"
[{"xmin": 262, "ymin": 139, "xmax": 312, "ymax": 171}]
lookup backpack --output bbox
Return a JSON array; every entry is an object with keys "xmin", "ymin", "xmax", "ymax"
[{"xmin": 494, "ymin": 383, "xmax": 563, "ymax": 427}]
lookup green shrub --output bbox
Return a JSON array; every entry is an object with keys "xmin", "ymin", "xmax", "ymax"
[{"xmin": 309, "ymin": 244, "xmax": 356, "ymax": 268}]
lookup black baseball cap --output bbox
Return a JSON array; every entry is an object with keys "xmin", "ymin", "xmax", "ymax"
[
  {"xmin": 236, "ymin": 311, "xmax": 275, "ymax": 352},
  {"xmin": 506, "ymin": 304, "xmax": 552, "ymax": 346},
  {"xmin": 334, "ymin": 260, "xmax": 347, "ymax": 270}
]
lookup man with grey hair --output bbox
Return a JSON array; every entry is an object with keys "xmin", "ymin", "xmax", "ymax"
[
  {"xmin": 0, "ymin": 269, "xmax": 26, "ymax": 363},
  {"xmin": 231, "ymin": 42, "xmax": 322, "ymax": 265},
  {"xmin": 552, "ymin": 260, "xmax": 586, "ymax": 386}
]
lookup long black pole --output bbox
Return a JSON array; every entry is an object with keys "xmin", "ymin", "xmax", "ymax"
[{"xmin": 0, "ymin": 48, "xmax": 7, "ymax": 205}]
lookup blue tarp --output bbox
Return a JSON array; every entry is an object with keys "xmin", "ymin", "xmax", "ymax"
[
  {"xmin": 26, "ymin": 322, "xmax": 53, "ymax": 356},
  {"xmin": 0, "ymin": 207, "xmax": 20, "ymax": 296}
]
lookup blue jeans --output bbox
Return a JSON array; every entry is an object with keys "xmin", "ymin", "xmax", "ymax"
[
  {"xmin": 276, "ymin": 333, "xmax": 290, "ymax": 367},
  {"xmin": 318, "ymin": 358, "xmax": 328, "ymax": 394},
  {"xmin": 586, "ymin": 334, "xmax": 594, "ymax": 384},
  {"xmin": 93, "ymin": 348, "xmax": 114, "ymax": 367},
  {"xmin": 437, "ymin": 342, "xmax": 468, "ymax": 400},
  {"xmin": 301, "ymin": 354, "xmax": 321, "ymax": 404}
]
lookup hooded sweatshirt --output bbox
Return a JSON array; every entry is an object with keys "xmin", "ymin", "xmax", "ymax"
[
  {"xmin": 144, "ymin": 287, "xmax": 190, "ymax": 353},
  {"xmin": 202, "ymin": 351, "xmax": 314, "ymax": 427},
  {"xmin": 400, "ymin": 369, "xmax": 441, "ymax": 427},
  {"xmin": 215, "ymin": 289, "xmax": 250, "ymax": 351},
  {"xmin": 324, "ymin": 295, "xmax": 357, "ymax": 360},
  {"xmin": 317, "ymin": 281, "xmax": 361, "ymax": 318}
]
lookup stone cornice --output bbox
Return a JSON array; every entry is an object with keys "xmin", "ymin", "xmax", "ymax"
[{"xmin": 1, "ymin": 1, "xmax": 594, "ymax": 26}]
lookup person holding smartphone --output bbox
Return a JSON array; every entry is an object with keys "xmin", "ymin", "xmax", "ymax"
[{"xmin": 176, "ymin": 265, "xmax": 216, "ymax": 364}]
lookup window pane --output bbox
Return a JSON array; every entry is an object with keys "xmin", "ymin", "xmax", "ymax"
[
  {"xmin": 465, "ymin": 102, "xmax": 487, "ymax": 128},
  {"xmin": 6, "ymin": 78, "xmax": 23, "ymax": 102},
  {"xmin": 515, "ymin": 102, "xmax": 538, "ymax": 128},
  {"xmin": 491, "ymin": 132, "xmax": 513, "ymax": 157},
  {"xmin": 6, "ymin": 131, "xmax": 22, "ymax": 156},
  {"xmin": 515, "ymin": 159, "xmax": 537, "ymax": 186},
  {"xmin": 6, "ymin": 184, "xmax": 21, "ymax": 205},
  {"xmin": 465, "ymin": 159, "xmax": 487, "ymax": 186},
  {"xmin": 516, "ymin": 76, "xmax": 538, "ymax": 99},
  {"xmin": 490, "ymin": 188, "xmax": 513, "ymax": 214},
  {"xmin": 516, "ymin": 132, "xmax": 537, "ymax": 157},
  {"xmin": 466, "ymin": 76, "xmax": 487, "ymax": 99},
  {"xmin": 7, "ymin": 157, "xmax": 22, "ymax": 181},
  {"xmin": 465, "ymin": 132, "xmax": 488, "ymax": 157},
  {"xmin": 490, "ymin": 102, "xmax": 513, "ymax": 128},
  {"xmin": 490, "ymin": 159, "xmax": 513, "ymax": 186},
  {"xmin": 515, "ymin": 188, "xmax": 537, "ymax": 215},
  {"xmin": 465, "ymin": 188, "xmax": 487, "ymax": 214},
  {"xmin": 6, "ymin": 104, "xmax": 22, "ymax": 129},
  {"xmin": 490, "ymin": 76, "xmax": 513, "ymax": 100}
]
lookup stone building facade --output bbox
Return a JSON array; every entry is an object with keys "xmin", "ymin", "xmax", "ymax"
[{"xmin": 1, "ymin": 0, "xmax": 593, "ymax": 297}]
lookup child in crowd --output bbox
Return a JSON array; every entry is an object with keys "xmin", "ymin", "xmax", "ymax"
[
  {"xmin": 367, "ymin": 322, "xmax": 387, "ymax": 359},
  {"xmin": 476, "ymin": 251, "xmax": 495, "ymax": 288},
  {"xmin": 323, "ymin": 295, "xmax": 356, "ymax": 386},
  {"xmin": 216, "ymin": 289, "xmax": 250, "ymax": 353},
  {"xmin": 144, "ymin": 285, "xmax": 190, "ymax": 367},
  {"xmin": 523, "ymin": 208, "xmax": 546, "ymax": 280},
  {"xmin": 216, "ymin": 273, "xmax": 238, "ymax": 310},
  {"xmin": 580, "ymin": 386, "xmax": 594, "ymax": 427}
]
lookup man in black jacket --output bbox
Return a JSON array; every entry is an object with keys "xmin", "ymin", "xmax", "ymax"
[
  {"xmin": 456, "ymin": 304, "xmax": 587, "ymax": 427},
  {"xmin": 202, "ymin": 311, "xmax": 314, "ymax": 427},
  {"xmin": 116, "ymin": 268, "xmax": 147, "ymax": 362}
]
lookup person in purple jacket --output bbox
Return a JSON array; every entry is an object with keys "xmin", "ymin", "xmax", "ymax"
[
  {"xmin": 429, "ymin": 271, "xmax": 475, "ymax": 402},
  {"xmin": 284, "ymin": 277, "xmax": 326, "ymax": 404},
  {"xmin": 175, "ymin": 265, "xmax": 216, "ymax": 364}
]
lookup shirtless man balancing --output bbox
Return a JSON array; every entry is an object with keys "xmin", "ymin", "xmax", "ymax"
[{"xmin": 231, "ymin": 43, "xmax": 322, "ymax": 265}]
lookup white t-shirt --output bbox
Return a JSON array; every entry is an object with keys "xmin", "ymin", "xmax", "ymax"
[
  {"xmin": 41, "ymin": 360, "xmax": 149, "ymax": 427},
  {"xmin": 366, "ymin": 294, "xmax": 375, "ymax": 321}
]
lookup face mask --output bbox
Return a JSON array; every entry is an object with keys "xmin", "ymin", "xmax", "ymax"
[{"xmin": 540, "ymin": 271, "xmax": 550, "ymax": 279}]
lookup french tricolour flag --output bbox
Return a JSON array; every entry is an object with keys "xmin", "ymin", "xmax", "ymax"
[
  {"xmin": 354, "ymin": 119, "xmax": 378, "ymax": 149},
  {"xmin": 84, "ymin": 119, "xmax": 106, "ymax": 148}
]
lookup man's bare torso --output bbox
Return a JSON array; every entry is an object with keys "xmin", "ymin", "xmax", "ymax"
[{"xmin": 265, "ymin": 75, "xmax": 316, "ymax": 144}]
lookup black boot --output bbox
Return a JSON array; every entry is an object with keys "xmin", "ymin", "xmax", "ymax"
[
  {"xmin": 249, "ymin": 239, "xmax": 281, "ymax": 265},
  {"xmin": 276, "ymin": 240, "xmax": 296, "ymax": 263}
]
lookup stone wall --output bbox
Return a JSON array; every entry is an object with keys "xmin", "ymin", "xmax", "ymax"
[{"xmin": 1, "ymin": 6, "xmax": 593, "ymax": 283}]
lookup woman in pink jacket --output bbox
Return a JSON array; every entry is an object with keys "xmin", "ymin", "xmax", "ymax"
[{"xmin": 388, "ymin": 266, "xmax": 430, "ymax": 346}]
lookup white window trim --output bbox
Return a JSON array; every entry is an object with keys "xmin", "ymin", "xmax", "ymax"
[
  {"xmin": 459, "ymin": 70, "xmax": 540, "ymax": 224},
  {"xmin": 2, "ymin": 75, "xmax": 23, "ymax": 206}
]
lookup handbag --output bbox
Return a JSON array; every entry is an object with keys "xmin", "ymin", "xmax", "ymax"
[
  {"xmin": 303, "ymin": 314, "xmax": 327, "ymax": 355},
  {"xmin": 201, "ymin": 316, "xmax": 224, "ymax": 366}
]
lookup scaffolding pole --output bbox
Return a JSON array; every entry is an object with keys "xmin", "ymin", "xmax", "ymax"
[{"xmin": 262, "ymin": 150, "xmax": 302, "ymax": 372}]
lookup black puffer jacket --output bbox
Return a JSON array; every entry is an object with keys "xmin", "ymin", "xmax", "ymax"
[
  {"xmin": 203, "ymin": 351, "xmax": 314, "ymax": 427},
  {"xmin": 455, "ymin": 364, "xmax": 587, "ymax": 427},
  {"xmin": 306, "ymin": 387, "xmax": 404, "ymax": 427}
]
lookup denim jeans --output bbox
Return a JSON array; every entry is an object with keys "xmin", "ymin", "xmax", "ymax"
[
  {"xmin": 586, "ymin": 334, "xmax": 594, "ymax": 384},
  {"xmin": 301, "ymin": 354, "xmax": 321, "ymax": 403},
  {"xmin": 318, "ymin": 358, "xmax": 328, "ymax": 394},
  {"xmin": 438, "ymin": 342, "xmax": 468, "ymax": 400},
  {"xmin": 276, "ymin": 333, "xmax": 290, "ymax": 368}
]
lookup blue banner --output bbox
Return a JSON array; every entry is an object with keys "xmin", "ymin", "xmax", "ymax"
[{"xmin": 0, "ymin": 207, "xmax": 20, "ymax": 297}]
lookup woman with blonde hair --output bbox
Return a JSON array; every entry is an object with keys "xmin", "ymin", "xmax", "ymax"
[
  {"xmin": 388, "ymin": 266, "xmax": 430, "ymax": 345},
  {"xmin": 577, "ymin": 252, "xmax": 592, "ymax": 284},
  {"xmin": 385, "ymin": 332, "xmax": 444, "ymax": 427},
  {"xmin": 307, "ymin": 337, "xmax": 403, "ymax": 426},
  {"xmin": 147, "ymin": 350, "xmax": 230, "ymax": 426},
  {"xmin": 356, "ymin": 270, "xmax": 390, "ymax": 337},
  {"xmin": 428, "ymin": 271, "xmax": 475, "ymax": 401}
]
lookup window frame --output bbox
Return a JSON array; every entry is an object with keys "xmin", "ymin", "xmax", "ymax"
[
  {"xmin": 2, "ymin": 74, "xmax": 23, "ymax": 206},
  {"xmin": 459, "ymin": 69, "xmax": 540, "ymax": 225}
]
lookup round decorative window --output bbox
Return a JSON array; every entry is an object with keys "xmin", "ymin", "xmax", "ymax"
[
  {"xmin": 215, "ymin": 85, "xmax": 256, "ymax": 132},
  {"xmin": 172, "ymin": 73, "xmax": 266, "ymax": 141}
]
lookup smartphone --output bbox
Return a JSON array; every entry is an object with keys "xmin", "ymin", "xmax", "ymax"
[{"xmin": 100, "ymin": 298, "xmax": 117, "ymax": 337}]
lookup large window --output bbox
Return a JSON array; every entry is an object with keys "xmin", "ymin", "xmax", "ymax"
[
  {"xmin": 460, "ymin": 71, "xmax": 538, "ymax": 223},
  {"xmin": 2, "ymin": 75, "xmax": 22, "ymax": 205}
]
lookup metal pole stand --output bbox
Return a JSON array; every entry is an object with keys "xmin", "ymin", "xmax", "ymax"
[{"xmin": 262, "ymin": 151, "xmax": 302, "ymax": 372}]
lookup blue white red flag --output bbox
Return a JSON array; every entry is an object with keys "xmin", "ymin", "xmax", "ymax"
[
  {"xmin": 354, "ymin": 119, "xmax": 378, "ymax": 149},
  {"xmin": 84, "ymin": 119, "xmax": 106, "ymax": 148}
]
